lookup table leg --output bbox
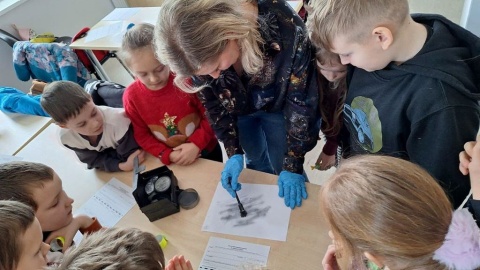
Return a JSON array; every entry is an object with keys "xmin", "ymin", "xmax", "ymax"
[{"xmin": 85, "ymin": 50, "xmax": 111, "ymax": 81}]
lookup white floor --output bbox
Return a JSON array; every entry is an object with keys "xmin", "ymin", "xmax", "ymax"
[{"xmin": 103, "ymin": 0, "xmax": 462, "ymax": 185}]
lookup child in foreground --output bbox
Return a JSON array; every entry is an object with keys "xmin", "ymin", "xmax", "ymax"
[
  {"xmin": 0, "ymin": 161, "xmax": 102, "ymax": 252},
  {"xmin": 320, "ymin": 155, "xmax": 480, "ymax": 270},
  {"xmin": 47, "ymin": 227, "xmax": 193, "ymax": 270},
  {"xmin": 41, "ymin": 81, "xmax": 144, "ymax": 172},
  {"xmin": 0, "ymin": 200, "xmax": 50, "ymax": 270},
  {"xmin": 121, "ymin": 23, "xmax": 222, "ymax": 166}
]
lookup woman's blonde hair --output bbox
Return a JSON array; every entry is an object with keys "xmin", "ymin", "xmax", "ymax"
[
  {"xmin": 321, "ymin": 155, "xmax": 453, "ymax": 270},
  {"xmin": 307, "ymin": 0, "xmax": 409, "ymax": 50},
  {"xmin": 154, "ymin": 0, "xmax": 264, "ymax": 93}
]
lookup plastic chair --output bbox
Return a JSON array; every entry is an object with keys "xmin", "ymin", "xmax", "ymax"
[
  {"xmin": 72, "ymin": 27, "xmax": 133, "ymax": 79},
  {"xmin": 0, "ymin": 29, "xmax": 20, "ymax": 48}
]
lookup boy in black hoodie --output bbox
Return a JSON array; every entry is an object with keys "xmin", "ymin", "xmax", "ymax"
[{"xmin": 308, "ymin": 0, "xmax": 480, "ymax": 208}]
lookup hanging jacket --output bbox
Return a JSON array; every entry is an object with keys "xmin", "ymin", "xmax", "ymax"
[{"xmin": 13, "ymin": 41, "xmax": 90, "ymax": 86}]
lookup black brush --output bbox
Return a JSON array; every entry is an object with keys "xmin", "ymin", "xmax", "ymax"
[{"xmin": 235, "ymin": 191, "xmax": 248, "ymax": 218}]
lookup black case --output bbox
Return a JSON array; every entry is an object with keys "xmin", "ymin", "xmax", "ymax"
[{"xmin": 132, "ymin": 160, "xmax": 180, "ymax": 222}]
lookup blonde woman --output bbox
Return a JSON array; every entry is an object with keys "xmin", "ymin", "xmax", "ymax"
[
  {"xmin": 321, "ymin": 155, "xmax": 480, "ymax": 270},
  {"xmin": 155, "ymin": 0, "xmax": 319, "ymax": 209}
]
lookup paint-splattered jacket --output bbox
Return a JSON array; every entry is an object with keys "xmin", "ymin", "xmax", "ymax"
[{"xmin": 193, "ymin": 0, "xmax": 319, "ymax": 174}]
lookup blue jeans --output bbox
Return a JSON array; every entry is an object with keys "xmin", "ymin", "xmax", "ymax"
[{"xmin": 237, "ymin": 111, "xmax": 287, "ymax": 175}]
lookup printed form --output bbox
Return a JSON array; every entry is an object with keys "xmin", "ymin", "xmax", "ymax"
[
  {"xmin": 199, "ymin": 237, "xmax": 270, "ymax": 270},
  {"xmin": 73, "ymin": 178, "xmax": 136, "ymax": 243},
  {"xmin": 84, "ymin": 22, "xmax": 124, "ymax": 43}
]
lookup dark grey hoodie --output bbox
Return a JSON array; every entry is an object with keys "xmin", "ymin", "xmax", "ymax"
[{"xmin": 341, "ymin": 14, "xmax": 480, "ymax": 209}]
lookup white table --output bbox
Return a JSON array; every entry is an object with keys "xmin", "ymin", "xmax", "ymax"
[
  {"xmin": 0, "ymin": 111, "xmax": 52, "ymax": 155},
  {"xmin": 16, "ymin": 123, "xmax": 330, "ymax": 269}
]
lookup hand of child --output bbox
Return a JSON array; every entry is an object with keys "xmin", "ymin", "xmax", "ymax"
[
  {"xmin": 165, "ymin": 255, "xmax": 193, "ymax": 270},
  {"xmin": 315, "ymin": 152, "xmax": 336, "ymax": 170},
  {"xmin": 119, "ymin": 149, "xmax": 145, "ymax": 171},
  {"xmin": 172, "ymin": 143, "xmax": 200, "ymax": 165},
  {"xmin": 169, "ymin": 149, "xmax": 181, "ymax": 163},
  {"xmin": 45, "ymin": 215, "xmax": 94, "ymax": 252},
  {"xmin": 322, "ymin": 244, "xmax": 341, "ymax": 270}
]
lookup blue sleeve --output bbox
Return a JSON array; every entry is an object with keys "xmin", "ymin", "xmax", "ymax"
[{"xmin": 0, "ymin": 87, "xmax": 49, "ymax": 116}]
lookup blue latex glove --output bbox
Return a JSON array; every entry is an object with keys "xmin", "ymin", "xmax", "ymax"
[
  {"xmin": 221, "ymin": 154, "xmax": 244, "ymax": 197},
  {"xmin": 278, "ymin": 171, "xmax": 308, "ymax": 209}
]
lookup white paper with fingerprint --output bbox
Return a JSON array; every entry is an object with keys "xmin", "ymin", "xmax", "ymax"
[{"xmin": 202, "ymin": 183, "xmax": 291, "ymax": 241}]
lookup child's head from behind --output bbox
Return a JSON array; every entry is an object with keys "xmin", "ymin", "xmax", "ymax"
[
  {"xmin": 155, "ymin": 0, "xmax": 263, "ymax": 92},
  {"xmin": 308, "ymin": 0, "xmax": 409, "ymax": 71},
  {"xmin": 41, "ymin": 81, "xmax": 104, "ymax": 136},
  {"xmin": 316, "ymin": 48, "xmax": 346, "ymax": 83},
  {"xmin": 0, "ymin": 200, "xmax": 50, "ymax": 270},
  {"xmin": 0, "ymin": 161, "xmax": 74, "ymax": 232},
  {"xmin": 51, "ymin": 227, "xmax": 165, "ymax": 270},
  {"xmin": 121, "ymin": 23, "xmax": 170, "ymax": 91},
  {"xmin": 321, "ymin": 155, "xmax": 452, "ymax": 269}
]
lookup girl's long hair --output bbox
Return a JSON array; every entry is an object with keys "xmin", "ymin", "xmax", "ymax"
[
  {"xmin": 317, "ymin": 49, "xmax": 346, "ymax": 136},
  {"xmin": 321, "ymin": 155, "xmax": 453, "ymax": 270}
]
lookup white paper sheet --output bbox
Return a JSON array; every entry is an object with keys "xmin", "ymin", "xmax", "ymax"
[
  {"xmin": 202, "ymin": 183, "xmax": 291, "ymax": 241},
  {"xmin": 0, "ymin": 154, "xmax": 22, "ymax": 164},
  {"xmin": 102, "ymin": 8, "xmax": 140, "ymax": 21},
  {"xmin": 73, "ymin": 178, "xmax": 136, "ymax": 243},
  {"xmin": 199, "ymin": 237, "xmax": 270, "ymax": 270},
  {"xmin": 85, "ymin": 22, "xmax": 124, "ymax": 43}
]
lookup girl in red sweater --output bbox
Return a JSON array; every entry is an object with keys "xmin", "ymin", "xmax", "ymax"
[{"xmin": 121, "ymin": 23, "xmax": 222, "ymax": 165}]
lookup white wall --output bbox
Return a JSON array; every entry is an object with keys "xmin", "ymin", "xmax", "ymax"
[
  {"xmin": 408, "ymin": 0, "xmax": 465, "ymax": 24},
  {"xmin": 0, "ymin": 0, "xmax": 115, "ymax": 90},
  {"xmin": 461, "ymin": 0, "xmax": 480, "ymax": 37}
]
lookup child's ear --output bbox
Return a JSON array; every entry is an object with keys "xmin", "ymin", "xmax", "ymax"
[{"xmin": 372, "ymin": 26, "xmax": 393, "ymax": 50}]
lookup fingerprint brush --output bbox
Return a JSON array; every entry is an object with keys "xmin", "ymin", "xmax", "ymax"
[{"xmin": 234, "ymin": 191, "xmax": 247, "ymax": 218}]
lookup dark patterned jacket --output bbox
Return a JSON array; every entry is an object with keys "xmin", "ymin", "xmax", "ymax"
[{"xmin": 194, "ymin": 0, "xmax": 319, "ymax": 174}]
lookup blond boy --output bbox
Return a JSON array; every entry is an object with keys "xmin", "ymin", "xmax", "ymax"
[
  {"xmin": 0, "ymin": 161, "xmax": 102, "ymax": 251},
  {"xmin": 0, "ymin": 200, "xmax": 50, "ymax": 270},
  {"xmin": 41, "ymin": 81, "xmax": 144, "ymax": 172},
  {"xmin": 308, "ymin": 0, "xmax": 480, "ymax": 208}
]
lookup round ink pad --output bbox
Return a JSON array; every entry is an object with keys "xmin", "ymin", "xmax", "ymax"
[{"xmin": 178, "ymin": 188, "xmax": 199, "ymax": 210}]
